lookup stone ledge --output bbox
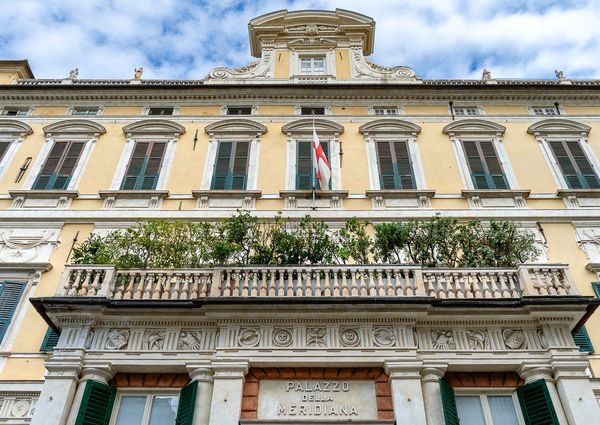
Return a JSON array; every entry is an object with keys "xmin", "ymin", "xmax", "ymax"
[
  {"xmin": 9, "ymin": 190, "xmax": 79, "ymax": 209},
  {"xmin": 461, "ymin": 189, "xmax": 530, "ymax": 198},
  {"xmin": 98, "ymin": 190, "xmax": 169, "ymax": 209}
]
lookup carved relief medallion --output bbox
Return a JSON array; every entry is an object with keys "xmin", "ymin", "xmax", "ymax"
[
  {"xmin": 238, "ymin": 327, "xmax": 261, "ymax": 347},
  {"xmin": 105, "ymin": 329, "xmax": 129, "ymax": 350},
  {"xmin": 10, "ymin": 400, "xmax": 31, "ymax": 418},
  {"xmin": 143, "ymin": 330, "xmax": 165, "ymax": 351},
  {"xmin": 466, "ymin": 329, "xmax": 488, "ymax": 350},
  {"xmin": 340, "ymin": 328, "xmax": 361, "ymax": 347},
  {"xmin": 373, "ymin": 326, "xmax": 396, "ymax": 347},
  {"xmin": 503, "ymin": 329, "xmax": 526, "ymax": 349},
  {"xmin": 306, "ymin": 327, "xmax": 326, "ymax": 347},
  {"xmin": 179, "ymin": 330, "xmax": 203, "ymax": 350},
  {"xmin": 431, "ymin": 330, "xmax": 456, "ymax": 350},
  {"xmin": 272, "ymin": 328, "xmax": 293, "ymax": 347}
]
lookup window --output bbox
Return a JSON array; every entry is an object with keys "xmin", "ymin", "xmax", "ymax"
[
  {"xmin": 375, "ymin": 140, "xmax": 415, "ymax": 189},
  {"xmin": 71, "ymin": 106, "xmax": 100, "ymax": 116},
  {"xmin": 456, "ymin": 394, "xmax": 522, "ymax": 425},
  {"xmin": 226, "ymin": 106, "xmax": 252, "ymax": 115},
  {"xmin": 147, "ymin": 107, "xmax": 174, "ymax": 116},
  {"xmin": 454, "ymin": 106, "xmax": 482, "ymax": 116},
  {"xmin": 112, "ymin": 394, "xmax": 179, "ymax": 425},
  {"xmin": 300, "ymin": 107, "xmax": 325, "ymax": 116},
  {"xmin": 572, "ymin": 325, "xmax": 594, "ymax": 353},
  {"xmin": 211, "ymin": 141, "xmax": 250, "ymax": 190},
  {"xmin": 1, "ymin": 107, "xmax": 29, "ymax": 116},
  {"xmin": 547, "ymin": 140, "xmax": 600, "ymax": 189},
  {"xmin": 39, "ymin": 327, "xmax": 60, "ymax": 352},
  {"xmin": 296, "ymin": 140, "xmax": 331, "ymax": 190},
  {"xmin": 373, "ymin": 107, "xmax": 398, "ymax": 116},
  {"xmin": 532, "ymin": 106, "xmax": 558, "ymax": 116},
  {"xmin": 0, "ymin": 141, "xmax": 12, "ymax": 164},
  {"xmin": 0, "ymin": 281, "xmax": 26, "ymax": 344},
  {"xmin": 32, "ymin": 140, "xmax": 86, "ymax": 190},
  {"xmin": 300, "ymin": 56, "xmax": 325, "ymax": 75},
  {"xmin": 120, "ymin": 141, "xmax": 167, "ymax": 190},
  {"xmin": 461, "ymin": 140, "xmax": 509, "ymax": 189}
]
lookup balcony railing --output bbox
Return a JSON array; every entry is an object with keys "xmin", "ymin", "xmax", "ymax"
[{"xmin": 56, "ymin": 264, "xmax": 578, "ymax": 301}]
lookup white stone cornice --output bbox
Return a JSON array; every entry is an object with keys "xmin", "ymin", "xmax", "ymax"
[{"xmin": 211, "ymin": 360, "xmax": 249, "ymax": 379}]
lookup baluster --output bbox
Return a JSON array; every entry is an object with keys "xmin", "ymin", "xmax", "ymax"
[
  {"xmin": 141, "ymin": 273, "xmax": 153, "ymax": 299},
  {"xmin": 332, "ymin": 270, "xmax": 341, "ymax": 296},
  {"xmin": 190, "ymin": 275, "xmax": 200, "ymax": 298},
  {"xmin": 341, "ymin": 270, "xmax": 349, "ymax": 296},
  {"xmin": 424, "ymin": 274, "xmax": 435, "ymax": 297},
  {"xmin": 446, "ymin": 273, "xmax": 457, "ymax": 299},
  {"xmin": 231, "ymin": 271, "xmax": 240, "ymax": 296},
  {"xmin": 363, "ymin": 269, "xmax": 373, "ymax": 296},
  {"xmin": 284, "ymin": 268, "xmax": 293, "ymax": 296},
  {"xmin": 89, "ymin": 271, "xmax": 102, "ymax": 296},
  {"xmin": 69, "ymin": 270, "xmax": 83, "ymax": 296},
  {"xmin": 223, "ymin": 270, "xmax": 233, "ymax": 296},
  {"xmin": 306, "ymin": 269, "xmax": 314, "ymax": 296},
  {"xmin": 78, "ymin": 271, "xmax": 91, "ymax": 296},
  {"xmin": 537, "ymin": 270, "xmax": 550, "ymax": 295},
  {"xmin": 557, "ymin": 269, "xmax": 570, "ymax": 295},
  {"xmin": 122, "ymin": 273, "xmax": 135, "ymax": 299},
  {"xmin": 249, "ymin": 271, "xmax": 258, "ymax": 296},
  {"xmin": 489, "ymin": 273, "xmax": 500, "ymax": 298},
  {"xmin": 399, "ymin": 269, "xmax": 409, "ymax": 296},
  {"xmin": 296, "ymin": 270, "xmax": 305, "ymax": 296},
  {"xmin": 386, "ymin": 270, "xmax": 395, "ymax": 296},
  {"xmin": 132, "ymin": 274, "xmax": 144, "ymax": 299},
  {"xmin": 437, "ymin": 274, "xmax": 447, "ymax": 299},
  {"xmin": 314, "ymin": 270, "xmax": 322, "ymax": 297},
  {"xmin": 374, "ymin": 270, "xmax": 383, "ymax": 296},
  {"xmin": 269, "ymin": 270, "xmax": 277, "ymax": 297},
  {"xmin": 180, "ymin": 274, "xmax": 190, "ymax": 299},
  {"xmin": 350, "ymin": 269, "xmax": 359, "ymax": 296},
  {"xmin": 170, "ymin": 273, "xmax": 180, "ymax": 299},
  {"xmin": 260, "ymin": 270, "xmax": 268, "ymax": 296},
  {"xmin": 277, "ymin": 270, "xmax": 285, "ymax": 296},
  {"xmin": 323, "ymin": 271, "xmax": 331, "ymax": 296},
  {"xmin": 552, "ymin": 269, "xmax": 566, "ymax": 295},
  {"xmin": 498, "ymin": 273, "xmax": 510, "ymax": 297},
  {"xmin": 463, "ymin": 272, "xmax": 474, "ymax": 298}
]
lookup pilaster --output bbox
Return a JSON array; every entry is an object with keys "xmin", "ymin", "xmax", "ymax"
[
  {"xmin": 421, "ymin": 364, "xmax": 447, "ymax": 425},
  {"xmin": 518, "ymin": 363, "xmax": 569, "ymax": 424},
  {"xmin": 384, "ymin": 360, "xmax": 427, "ymax": 425},
  {"xmin": 65, "ymin": 363, "xmax": 116, "ymax": 425},
  {"xmin": 188, "ymin": 362, "xmax": 215, "ymax": 425},
  {"xmin": 207, "ymin": 360, "xmax": 249, "ymax": 425},
  {"xmin": 552, "ymin": 360, "xmax": 600, "ymax": 424}
]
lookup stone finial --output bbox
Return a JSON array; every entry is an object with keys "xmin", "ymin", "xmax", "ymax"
[
  {"xmin": 555, "ymin": 69, "xmax": 565, "ymax": 80},
  {"xmin": 134, "ymin": 67, "xmax": 143, "ymax": 80},
  {"xmin": 69, "ymin": 68, "xmax": 79, "ymax": 79},
  {"xmin": 482, "ymin": 68, "xmax": 492, "ymax": 81}
]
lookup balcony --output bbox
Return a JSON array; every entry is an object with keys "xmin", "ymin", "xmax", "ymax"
[{"xmin": 56, "ymin": 263, "xmax": 578, "ymax": 301}]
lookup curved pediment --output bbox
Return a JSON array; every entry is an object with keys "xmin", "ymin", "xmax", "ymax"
[
  {"xmin": 527, "ymin": 119, "xmax": 591, "ymax": 135},
  {"xmin": 359, "ymin": 119, "xmax": 421, "ymax": 135},
  {"xmin": 43, "ymin": 119, "xmax": 106, "ymax": 135},
  {"xmin": 0, "ymin": 119, "xmax": 33, "ymax": 137},
  {"xmin": 204, "ymin": 119, "xmax": 267, "ymax": 136},
  {"xmin": 122, "ymin": 119, "xmax": 185, "ymax": 136},
  {"xmin": 443, "ymin": 119, "xmax": 505, "ymax": 135},
  {"xmin": 282, "ymin": 119, "xmax": 344, "ymax": 135}
]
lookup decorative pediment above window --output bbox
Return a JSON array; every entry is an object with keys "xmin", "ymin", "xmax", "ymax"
[
  {"xmin": 204, "ymin": 119, "xmax": 267, "ymax": 138},
  {"xmin": 122, "ymin": 119, "xmax": 185, "ymax": 137},
  {"xmin": 443, "ymin": 119, "xmax": 505, "ymax": 136},
  {"xmin": 43, "ymin": 119, "xmax": 106, "ymax": 136},
  {"xmin": 527, "ymin": 119, "xmax": 591, "ymax": 136},
  {"xmin": 0, "ymin": 119, "xmax": 33, "ymax": 137},
  {"xmin": 282, "ymin": 118, "xmax": 344, "ymax": 136},
  {"xmin": 359, "ymin": 119, "xmax": 421, "ymax": 136}
]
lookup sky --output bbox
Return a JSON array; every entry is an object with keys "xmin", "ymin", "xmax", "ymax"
[{"xmin": 0, "ymin": 0, "xmax": 599, "ymax": 81}]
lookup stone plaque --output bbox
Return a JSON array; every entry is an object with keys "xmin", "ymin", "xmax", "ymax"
[{"xmin": 257, "ymin": 379, "xmax": 377, "ymax": 419}]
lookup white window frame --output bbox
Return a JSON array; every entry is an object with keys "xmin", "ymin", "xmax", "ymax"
[
  {"xmin": 454, "ymin": 388, "xmax": 525, "ymax": 425},
  {"xmin": 220, "ymin": 105, "xmax": 258, "ymax": 116},
  {"xmin": 452, "ymin": 105, "xmax": 485, "ymax": 116},
  {"xmin": 289, "ymin": 50, "xmax": 336, "ymax": 77},
  {"xmin": 294, "ymin": 105, "xmax": 332, "ymax": 116},
  {"xmin": 366, "ymin": 135, "xmax": 425, "ymax": 190},
  {"xmin": 25, "ymin": 135, "xmax": 99, "ymax": 191},
  {"xmin": 285, "ymin": 137, "xmax": 341, "ymax": 190},
  {"xmin": 68, "ymin": 106, "xmax": 104, "ymax": 116},
  {"xmin": 528, "ymin": 106, "xmax": 561, "ymax": 116},
  {"xmin": 0, "ymin": 136, "xmax": 23, "ymax": 179},
  {"xmin": 142, "ymin": 106, "xmax": 180, "ymax": 116},
  {"xmin": 370, "ymin": 106, "xmax": 402, "ymax": 116},
  {"xmin": 109, "ymin": 389, "xmax": 180, "ymax": 425},
  {"xmin": 299, "ymin": 56, "xmax": 326, "ymax": 75},
  {"xmin": 0, "ymin": 106, "xmax": 33, "ymax": 116}
]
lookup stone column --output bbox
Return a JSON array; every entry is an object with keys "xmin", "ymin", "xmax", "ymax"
[
  {"xmin": 385, "ymin": 361, "xmax": 427, "ymax": 424},
  {"xmin": 64, "ymin": 363, "xmax": 115, "ymax": 425},
  {"xmin": 207, "ymin": 361, "xmax": 248, "ymax": 425},
  {"xmin": 552, "ymin": 361, "xmax": 600, "ymax": 424},
  {"xmin": 187, "ymin": 363, "xmax": 214, "ymax": 425},
  {"xmin": 30, "ymin": 359, "xmax": 82, "ymax": 425},
  {"xmin": 518, "ymin": 364, "xmax": 569, "ymax": 424},
  {"xmin": 421, "ymin": 364, "xmax": 447, "ymax": 425}
]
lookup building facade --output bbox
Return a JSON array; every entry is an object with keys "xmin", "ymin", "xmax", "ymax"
[{"xmin": 0, "ymin": 8, "xmax": 599, "ymax": 425}]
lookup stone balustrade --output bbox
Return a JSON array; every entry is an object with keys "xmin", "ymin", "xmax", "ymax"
[{"xmin": 57, "ymin": 263, "xmax": 578, "ymax": 300}]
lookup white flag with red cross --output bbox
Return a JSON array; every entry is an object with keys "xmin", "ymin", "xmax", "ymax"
[{"xmin": 312, "ymin": 127, "xmax": 331, "ymax": 190}]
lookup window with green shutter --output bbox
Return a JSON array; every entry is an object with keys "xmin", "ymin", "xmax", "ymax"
[
  {"xmin": 120, "ymin": 141, "xmax": 167, "ymax": 190},
  {"xmin": 572, "ymin": 325, "xmax": 594, "ymax": 353},
  {"xmin": 75, "ymin": 380, "xmax": 116, "ymax": 425},
  {"xmin": 296, "ymin": 140, "xmax": 331, "ymax": 190},
  {"xmin": 175, "ymin": 380, "xmax": 197, "ymax": 425},
  {"xmin": 375, "ymin": 140, "xmax": 415, "ymax": 189},
  {"xmin": 32, "ymin": 140, "xmax": 86, "ymax": 190},
  {"xmin": 548, "ymin": 140, "xmax": 600, "ymax": 189},
  {"xmin": 0, "ymin": 281, "xmax": 26, "ymax": 345},
  {"xmin": 592, "ymin": 281, "xmax": 600, "ymax": 298},
  {"xmin": 517, "ymin": 379, "xmax": 559, "ymax": 425},
  {"xmin": 439, "ymin": 378, "xmax": 460, "ymax": 425},
  {"xmin": 40, "ymin": 327, "xmax": 60, "ymax": 352},
  {"xmin": 461, "ymin": 140, "xmax": 509, "ymax": 190},
  {"xmin": 211, "ymin": 141, "xmax": 250, "ymax": 190}
]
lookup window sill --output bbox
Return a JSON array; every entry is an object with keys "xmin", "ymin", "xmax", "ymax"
[
  {"xmin": 98, "ymin": 190, "xmax": 169, "ymax": 209},
  {"xmin": 9, "ymin": 190, "xmax": 79, "ymax": 209},
  {"xmin": 279, "ymin": 190, "xmax": 348, "ymax": 209},
  {"xmin": 290, "ymin": 74, "xmax": 336, "ymax": 84},
  {"xmin": 556, "ymin": 189, "xmax": 600, "ymax": 208},
  {"xmin": 192, "ymin": 190, "xmax": 261, "ymax": 209},
  {"xmin": 366, "ymin": 189, "xmax": 434, "ymax": 209},
  {"xmin": 461, "ymin": 189, "xmax": 530, "ymax": 209}
]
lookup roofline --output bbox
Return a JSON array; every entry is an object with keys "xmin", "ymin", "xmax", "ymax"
[{"xmin": 0, "ymin": 60, "xmax": 35, "ymax": 79}]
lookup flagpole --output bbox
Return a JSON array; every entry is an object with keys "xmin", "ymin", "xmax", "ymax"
[{"xmin": 311, "ymin": 114, "xmax": 316, "ymax": 210}]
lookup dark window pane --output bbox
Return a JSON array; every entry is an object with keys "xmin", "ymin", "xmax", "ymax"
[
  {"xmin": 148, "ymin": 107, "xmax": 174, "ymax": 116},
  {"xmin": 300, "ymin": 107, "xmax": 325, "ymax": 115},
  {"xmin": 226, "ymin": 107, "xmax": 252, "ymax": 115}
]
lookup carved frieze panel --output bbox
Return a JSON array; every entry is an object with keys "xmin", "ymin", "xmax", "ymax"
[
  {"xmin": 0, "ymin": 392, "xmax": 38, "ymax": 422},
  {"xmin": 0, "ymin": 225, "xmax": 61, "ymax": 264}
]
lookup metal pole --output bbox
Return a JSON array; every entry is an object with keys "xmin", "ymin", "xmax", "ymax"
[{"xmin": 312, "ymin": 114, "xmax": 316, "ymax": 210}]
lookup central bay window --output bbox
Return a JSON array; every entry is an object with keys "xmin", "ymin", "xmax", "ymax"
[
  {"xmin": 461, "ymin": 140, "xmax": 509, "ymax": 190},
  {"xmin": 211, "ymin": 140, "xmax": 250, "ymax": 190},
  {"xmin": 120, "ymin": 141, "xmax": 167, "ymax": 190},
  {"xmin": 300, "ymin": 56, "xmax": 325, "ymax": 74},
  {"xmin": 374, "ymin": 140, "xmax": 415, "ymax": 189},
  {"xmin": 295, "ymin": 139, "xmax": 331, "ymax": 190}
]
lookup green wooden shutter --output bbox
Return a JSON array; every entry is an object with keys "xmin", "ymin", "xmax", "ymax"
[
  {"xmin": 120, "ymin": 141, "xmax": 167, "ymax": 190},
  {"xmin": 479, "ymin": 141, "xmax": 508, "ymax": 189},
  {"xmin": 393, "ymin": 141, "xmax": 416, "ymax": 189},
  {"xmin": 376, "ymin": 141, "xmax": 396, "ymax": 189},
  {"xmin": 211, "ymin": 141, "xmax": 233, "ymax": 190},
  {"xmin": 549, "ymin": 140, "xmax": 600, "ymax": 189},
  {"xmin": 376, "ymin": 141, "xmax": 415, "ymax": 189},
  {"xmin": 439, "ymin": 378, "xmax": 460, "ymax": 425},
  {"xmin": 175, "ymin": 380, "xmax": 197, "ymax": 425},
  {"xmin": 567, "ymin": 140, "xmax": 600, "ymax": 188},
  {"xmin": 592, "ymin": 282, "xmax": 600, "ymax": 298},
  {"xmin": 33, "ymin": 141, "xmax": 85, "ymax": 190},
  {"xmin": 297, "ymin": 141, "xmax": 313, "ymax": 190},
  {"xmin": 40, "ymin": 327, "xmax": 60, "ymax": 352},
  {"xmin": 75, "ymin": 380, "xmax": 116, "ymax": 425},
  {"xmin": 517, "ymin": 379, "xmax": 559, "ymax": 425},
  {"xmin": 0, "ymin": 281, "xmax": 26, "ymax": 344},
  {"xmin": 462, "ymin": 140, "xmax": 508, "ymax": 190},
  {"xmin": 573, "ymin": 325, "xmax": 594, "ymax": 353},
  {"xmin": 231, "ymin": 141, "xmax": 249, "ymax": 190}
]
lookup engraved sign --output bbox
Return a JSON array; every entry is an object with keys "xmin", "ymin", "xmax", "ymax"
[{"xmin": 257, "ymin": 380, "xmax": 377, "ymax": 419}]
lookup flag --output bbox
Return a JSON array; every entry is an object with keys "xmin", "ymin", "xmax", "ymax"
[{"xmin": 312, "ymin": 127, "xmax": 331, "ymax": 190}]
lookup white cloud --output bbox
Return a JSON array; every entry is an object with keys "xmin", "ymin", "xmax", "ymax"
[{"xmin": 0, "ymin": 0, "xmax": 599, "ymax": 80}]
